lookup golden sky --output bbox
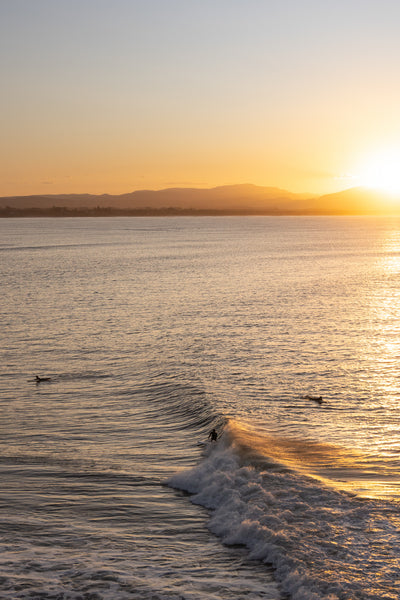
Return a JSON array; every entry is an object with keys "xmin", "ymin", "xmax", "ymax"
[{"xmin": 1, "ymin": 0, "xmax": 400, "ymax": 197}]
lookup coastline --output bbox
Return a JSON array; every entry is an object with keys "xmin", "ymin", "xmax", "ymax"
[{"xmin": 0, "ymin": 207, "xmax": 393, "ymax": 217}]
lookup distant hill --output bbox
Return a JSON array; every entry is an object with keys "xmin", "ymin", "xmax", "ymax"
[
  {"xmin": 314, "ymin": 187, "xmax": 400, "ymax": 215},
  {"xmin": 1, "ymin": 184, "xmax": 399, "ymax": 215},
  {"xmin": 0, "ymin": 184, "xmax": 311, "ymax": 213}
]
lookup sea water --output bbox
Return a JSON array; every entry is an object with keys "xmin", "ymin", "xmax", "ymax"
[{"xmin": 1, "ymin": 215, "xmax": 400, "ymax": 599}]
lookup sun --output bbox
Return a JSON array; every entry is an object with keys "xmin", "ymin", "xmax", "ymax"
[{"xmin": 355, "ymin": 147, "xmax": 400, "ymax": 196}]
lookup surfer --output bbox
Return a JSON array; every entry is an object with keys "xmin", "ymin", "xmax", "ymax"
[
  {"xmin": 35, "ymin": 375, "xmax": 51, "ymax": 383},
  {"xmin": 208, "ymin": 428, "xmax": 218, "ymax": 442},
  {"xmin": 302, "ymin": 394, "xmax": 323, "ymax": 404}
]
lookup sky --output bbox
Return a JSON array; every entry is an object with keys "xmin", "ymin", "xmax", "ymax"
[{"xmin": 1, "ymin": 0, "xmax": 400, "ymax": 197}]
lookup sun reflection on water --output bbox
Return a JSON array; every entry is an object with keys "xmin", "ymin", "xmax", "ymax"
[{"xmin": 335, "ymin": 226, "xmax": 400, "ymax": 498}]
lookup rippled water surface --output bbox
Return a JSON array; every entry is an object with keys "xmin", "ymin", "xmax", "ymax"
[{"xmin": 2, "ymin": 216, "xmax": 400, "ymax": 599}]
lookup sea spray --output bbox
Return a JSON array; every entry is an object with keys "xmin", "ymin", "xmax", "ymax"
[{"xmin": 169, "ymin": 421, "xmax": 400, "ymax": 600}]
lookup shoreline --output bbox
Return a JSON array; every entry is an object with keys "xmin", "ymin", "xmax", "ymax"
[{"xmin": 0, "ymin": 207, "xmax": 395, "ymax": 218}]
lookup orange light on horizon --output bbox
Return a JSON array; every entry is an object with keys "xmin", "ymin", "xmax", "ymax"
[{"xmin": 353, "ymin": 146, "xmax": 400, "ymax": 196}]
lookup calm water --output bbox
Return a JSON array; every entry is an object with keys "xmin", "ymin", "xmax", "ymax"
[{"xmin": 1, "ymin": 216, "xmax": 400, "ymax": 599}]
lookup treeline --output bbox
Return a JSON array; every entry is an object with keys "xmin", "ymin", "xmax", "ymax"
[
  {"xmin": 0, "ymin": 205, "xmax": 191, "ymax": 217},
  {"xmin": 0, "ymin": 206, "xmax": 315, "ymax": 217}
]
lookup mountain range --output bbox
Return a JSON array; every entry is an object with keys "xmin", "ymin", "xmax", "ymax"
[{"xmin": 1, "ymin": 184, "xmax": 399, "ymax": 215}]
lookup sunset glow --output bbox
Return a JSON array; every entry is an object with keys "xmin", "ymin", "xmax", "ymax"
[
  {"xmin": 355, "ymin": 147, "xmax": 400, "ymax": 195},
  {"xmin": 1, "ymin": 1, "xmax": 400, "ymax": 200}
]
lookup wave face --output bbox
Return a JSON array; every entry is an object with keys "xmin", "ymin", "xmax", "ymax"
[{"xmin": 169, "ymin": 420, "xmax": 400, "ymax": 600}]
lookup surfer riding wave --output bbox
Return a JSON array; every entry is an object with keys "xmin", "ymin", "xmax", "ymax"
[{"xmin": 208, "ymin": 428, "xmax": 218, "ymax": 442}]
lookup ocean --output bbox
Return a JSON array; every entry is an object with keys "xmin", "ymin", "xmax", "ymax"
[{"xmin": 1, "ymin": 215, "xmax": 400, "ymax": 600}]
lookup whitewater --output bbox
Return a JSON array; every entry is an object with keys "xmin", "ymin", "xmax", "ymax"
[{"xmin": 1, "ymin": 216, "xmax": 400, "ymax": 599}]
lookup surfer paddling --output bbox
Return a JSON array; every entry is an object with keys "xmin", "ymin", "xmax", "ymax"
[
  {"xmin": 208, "ymin": 428, "xmax": 218, "ymax": 442},
  {"xmin": 35, "ymin": 375, "xmax": 51, "ymax": 383},
  {"xmin": 302, "ymin": 394, "xmax": 323, "ymax": 405}
]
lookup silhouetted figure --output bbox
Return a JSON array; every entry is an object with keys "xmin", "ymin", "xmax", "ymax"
[
  {"xmin": 35, "ymin": 375, "xmax": 51, "ymax": 383},
  {"xmin": 208, "ymin": 428, "xmax": 218, "ymax": 442},
  {"xmin": 302, "ymin": 394, "xmax": 323, "ymax": 405}
]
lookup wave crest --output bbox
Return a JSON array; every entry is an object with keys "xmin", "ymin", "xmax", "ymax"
[{"xmin": 169, "ymin": 419, "xmax": 400, "ymax": 600}]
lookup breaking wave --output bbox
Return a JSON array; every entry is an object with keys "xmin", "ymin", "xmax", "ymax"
[{"xmin": 169, "ymin": 420, "xmax": 400, "ymax": 600}]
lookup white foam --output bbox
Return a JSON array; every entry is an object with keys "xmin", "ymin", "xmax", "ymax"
[{"xmin": 169, "ymin": 426, "xmax": 400, "ymax": 600}]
